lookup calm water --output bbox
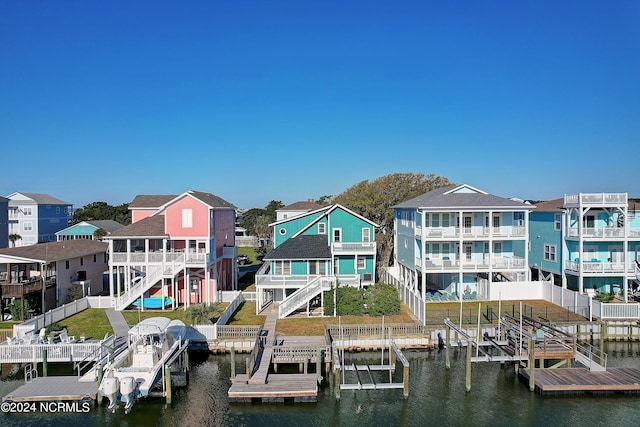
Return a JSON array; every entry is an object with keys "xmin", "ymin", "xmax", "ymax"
[{"xmin": 2, "ymin": 342, "xmax": 640, "ymax": 427}]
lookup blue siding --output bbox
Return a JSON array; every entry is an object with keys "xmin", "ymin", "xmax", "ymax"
[
  {"xmin": 529, "ymin": 211, "xmax": 563, "ymax": 274},
  {"xmin": 37, "ymin": 204, "xmax": 72, "ymax": 243}
]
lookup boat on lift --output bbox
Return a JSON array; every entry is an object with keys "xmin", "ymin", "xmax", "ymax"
[{"xmin": 98, "ymin": 317, "xmax": 186, "ymax": 414}]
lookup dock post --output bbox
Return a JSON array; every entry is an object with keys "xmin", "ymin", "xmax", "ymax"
[
  {"xmin": 334, "ymin": 367, "xmax": 340, "ymax": 400},
  {"xmin": 304, "ymin": 359, "xmax": 308, "ymax": 374},
  {"xmin": 185, "ymin": 348, "xmax": 190, "ymax": 371},
  {"xmin": 528, "ymin": 337, "xmax": 535, "ymax": 392},
  {"xmin": 403, "ymin": 364, "xmax": 409, "ymax": 399},
  {"xmin": 97, "ymin": 366, "xmax": 104, "ymax": 405},
  {"xmin": 316, "ymin": 347, "xmax": 322, "ymax": 383},
  {"xmin": 445, "ymin": 326, "xmax": 451, "ymax": 369},
  {"xmin": 165, "ymin": 365, "xmax": 172, "ymax": 404},
  {"xmin": 42, "ymin": 349, "xmax": 48, "ymax": 377},
  {"xmin": 465, "ymin": 340, "xmax": 471, "ymax": 392},
  {"xmin": 230, "ymin": 346, "xmax": 236, "ymax": 379}
]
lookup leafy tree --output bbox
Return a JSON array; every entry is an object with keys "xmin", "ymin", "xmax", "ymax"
[
  {"xmin": 8, "ymin": 233, "xmax": 21, "ymax": 247},
  {"xmin": 238, "ymin": 200, "xmax": 283, "ymax": 244},
  {"xmin": 315, "ymin": 195, "xmax": 333, "ymax": 206},
  {"xmin": 187, "ymin": 303, "xmax": 223, "ymax": 325},
  {"xmin": 65, "ymin": 284, "xmax": 84, "ymax": 303},
  {"xmin": 73, "ymin": 201, "xmax": 131, "ymax": 225},
  {"xmin": 365, "ymin": 282, "xmax": 401, "ymax": 316},
  {"xmin": 332, "ymin": 172, "xmax": 452, "ymax": 274}
]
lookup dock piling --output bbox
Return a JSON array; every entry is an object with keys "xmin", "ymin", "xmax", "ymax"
[
  {"xmin": 230, "ymin": 346, "xmax": 236, "ymax": 379},
  {"xmin": 42, "ymin": 349, "xmax": 48, "ymax": 377}
]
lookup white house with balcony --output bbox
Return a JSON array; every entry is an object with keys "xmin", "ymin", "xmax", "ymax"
[
  {"xmin": 393, "ymin": 184, "xmax": 534, "ymax": 301},
  {"xmin": 255, "ymin": 204, "xmax": 378, "ymax": 318}
]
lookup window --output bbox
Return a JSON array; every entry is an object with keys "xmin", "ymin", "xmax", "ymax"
[
  {"xmin": 431, "ymin": 213, "xmax": 440, "ymax": 227},
  {"xmin": 442, "ymin": 243, "xmax": 450, "ymax": 257},
  {"xmin": 93, "ymin": 254, "xmax": 97, "ymax": 263},
  {"xmin": 432, "ymin": 243, "xmax": 440, "ymax": 257},
  {"xmin": 318, "ymin": 223, "xmax": 326, "ymax": 234},
  {"xmin": 583, "ymin": 215, "xmax": 595, "ymax": 229},
  {"xmin": 493, "ymin": 242, "xmax": 502, "ymax": 254},
  {"xmin": 279, "ymin": 228, "xmax": 287, "ymax": 235},
  {"xmin": 554, "ymin": 214, "xmax": 561, "ymax": 231},
  {"xmin": 442, "ymin": 214, "xmax": 450, "ymax": 227},
  {"xmin": 80, "ymin": 257, "xmax": 84, "ymax": 266},
  {"xmin": 56, "ymin": 207, "xmax": 60, "ymax": 214},
  {"xmin": 514, "ymin": 212, "xmax": 524, "ymax": 226},
  {"xmin": 23, "ymin": 207, "xmax": 32, "ymax": 216},
  {"xmin": 182, "ymin": 209, "xmax": 193, "ymax": 228},
  {"xmin": 274, "ymin": 261, "xmax": 291, "ymax": 275},
  {"xmin": 333, "ymin": 228, "xmax": 342, "ymax": 243},
  {"xmin": 65, "ymin": 260, "xmax": 70, "ymax": 269},
  {"xmin": 309, "ymin": 261, "xmax": 326, "ymax": 275},
  {"xmin": 23, "ymin": 222, "xmax": 33, "ymax": 231},
  {"xmin": 493, "ymin": 215, "xmax": 501, "ymax": 228},
  {"xmin": 362, "ymin": 228, "xmax": 370, "ymax": 243},
  {"xmin": 544, "ymin": 244, "xmax": 556, "ymax": 262},
  {"xmin": 357, "ymin": 256, "xmax": 365, "ymax": 270}
]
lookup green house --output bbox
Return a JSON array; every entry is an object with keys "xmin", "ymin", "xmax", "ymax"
[{"xmin": 255, "ymin": 204, "xmax": 378, "ymax": 318}]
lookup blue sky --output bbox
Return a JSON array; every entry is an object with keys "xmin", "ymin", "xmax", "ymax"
[{"xmin": 1, "ymin": 1, "xmax": 638, "ymax": 209}]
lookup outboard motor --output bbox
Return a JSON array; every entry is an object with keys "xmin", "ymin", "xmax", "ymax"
[
  {"xmin": 100, "ymin": 377, "xmax": 120, "ymax": 413},
  {"xmin": 119, "ymin": 376, "xmax": 137, "ymax": 414}
]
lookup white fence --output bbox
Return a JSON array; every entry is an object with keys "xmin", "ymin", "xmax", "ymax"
[
  {"xmin": 13, "ymin": 299, "xmax": 91, "ymax": 338},
  {"xmin": 86, "ymin": 295, "xmax": 115, "ymax": 308},
  {"xmin": 382, "ymin": 269, "xmax": 425, "ymax": 325},
  {"xmin": 0, "ymin": 335, "xmax": 116, "ymax": 364}
]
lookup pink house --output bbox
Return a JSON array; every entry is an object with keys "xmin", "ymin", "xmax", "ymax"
[{"xmin": 106, "ymin": 190, "xmax": 237, "ymax": 311}]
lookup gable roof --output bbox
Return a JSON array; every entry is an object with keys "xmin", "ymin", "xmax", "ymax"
[
  {"xmin": 184, "ymin": 190, "xmax": 236, "ymax": 209},
  {"xmin": 278, "ymin": 200, "xmax": 323, "ymax": 212},
  {"xmin": 129, "ymin": 195, "xmax": 178, "ymax": 209},
  {"xmin": 0, "ymin": 240, "xmax": 108, "ymax": 263},
  {"xmin": 393, "ymin": 184, "xmax": 533, "ymax": 210},
  {"xmin": 264, "ymin": 235, "xmax": 331, "ymax": 260},
  {"xmin": 86, "ymin": 220, "xmax": 125, "ymax": 233},
  {"xmin": 532, "ymin": 199, "xmax": 564, "ymax": 212},
  {"xmin": 107, "ymin": 215, "xmax": 167, "ymax": 238},
  {"xmin": 270, "ymin": 204, "xmax": 379, "ymax": 229},
  {"xmin": 7, "ymin": 192, "xmax": 72, "ymax": 205}
]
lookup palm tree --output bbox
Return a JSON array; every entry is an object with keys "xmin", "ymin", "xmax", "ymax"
[
  {"xmin": 187, "ymin": 303, "xmax": 223, "ymax": 325},
  {"xmin": 92, "ymin": 227, "xmax": 108, "ymax": 240},
  {"xmin": 8, "ymin": 233, "xmax": 21, "ymax": 247}
]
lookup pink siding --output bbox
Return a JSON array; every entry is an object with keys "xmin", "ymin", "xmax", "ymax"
[
  {"xmin": 213, "ymin": 210, "xmax": 235, "ymax": 257},
  {"xmin": 132, "ymin": 209, "xmax": 156, "ymax": 223},
  {"xmin": 164, "ymin": 196, "xmax": 209, "ymax": 238}
]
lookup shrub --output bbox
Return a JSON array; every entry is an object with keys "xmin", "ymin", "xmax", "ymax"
[
  {"xmin": 336, "ymin": 286, "xmax": 365, "ymax": 316},
  {"xmin": 365, "ymin": 282, "xmax": 401, "ymax": 316}
]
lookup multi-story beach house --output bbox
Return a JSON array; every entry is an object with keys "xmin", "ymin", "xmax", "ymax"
[
  {"xmin": 255, "ymin": 204, "xmax": 378, "ymax": 318},
  {"xmin": 0, "ymin": 240, "xmax": 108, "ymax": 314},
  {"xmin": 6, "ymin": 193, "xmax": 73, "ymax": 247},
  {"xmin": 276, "ymin": 199, "xmax": 323, "ymax": 221},
  {"xmin": 529, "ymin": 193, "xmax": 640, "ymax": 300},
  {"xmin": 104, "ymin": 190, "xmax": 237, "ymax": 311},
  {"xmin": 393, "ymin": 184, "xmax": 534, "ymax": 301}
]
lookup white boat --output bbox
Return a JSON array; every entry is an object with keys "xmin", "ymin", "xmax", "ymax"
[{"xmin": 98, "ymin": 317, "xmax": 186, "ymax": 414}]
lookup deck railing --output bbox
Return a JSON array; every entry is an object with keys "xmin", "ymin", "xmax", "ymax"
[{"xmin": 0, "ymin": 335, "xmax": 116, "ymax": 364}]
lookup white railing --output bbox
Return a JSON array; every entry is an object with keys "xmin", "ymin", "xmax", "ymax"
[
  {"xmin": 592, "ymin": 301, "xmax": 640, "ymax": 320},
  {"xmin": 0, "ymin": 335, "xmax": 116, "ymax": 364},
  {"xmin": 564, "ymin": 260, "xmax": 629, "ymax": 274},
  {"xmin": 418, "ymin": 256, "xmax": 525, "ymax": 271},
  {"xmin": 13, "ymin": 299, "xmax": 90, "ymax": 337},
  {"xmin": 564, "ymin": 193, "xmax": 627, "ymax": 206},
  {"xmin": 383, "ymin": 268, "xmax": 425, "ymax": 325},
  {"xmin": 217, "ymin": 291, "xmax": 245, "ymax": 325},
  {"xmin": 111, "ymin": 250, "xmax": 194, "ymax": 264},
  {"xmin": 114, "ymin": 265, "xmax": 164, "ymax": 310},
  {"xmin": 278, "ymin": 276, "xmax": 335, "ymax": 318},
  {"xmin": 567, "ymin": 227, "xmax": 627, "ymax": 238},
  {"xmin": 86, "ymin": 295, "xmax": 115, "ymax": 308},
  {"xmin": 332, "ymin": 242, "xmax": 376, "ymax": 254}
]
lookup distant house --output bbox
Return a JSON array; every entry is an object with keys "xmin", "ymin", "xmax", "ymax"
[
  {"xmin": 0, "ymin": 197, "xmax": 8, "ymax": 249},
  {"xmin": 393, "ymin": 184, "xmax": 534, "ymax": 301},
  {"xmin": 6, "ymin": 192, "xmax": 73, "ymax": 247},
  {"xmin": 276, "ymin": 199, "xmax": 323, "ymax": 221},
  {"xmin": 56, "ymin": 220, "xmax": 125, "ymax": 241},
  {"xmin": 529, "ymin": 193, "xmax": 640, "ymax": 299},
  {"xmin": 255, "ymin": 204, "xmax": 378, "ymax": 318},
  {"xmin": 105, "ymin": 190, "xmax": 237, "ymax": 311},
  {"xmin": 0, "ymin": 240, "xmax": 109, "ymax": 315}
]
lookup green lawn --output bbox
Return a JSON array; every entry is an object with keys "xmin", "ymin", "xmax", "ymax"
[{"xmin": 55, "ymin": 308, "xmax": 113, "ymax": 341}]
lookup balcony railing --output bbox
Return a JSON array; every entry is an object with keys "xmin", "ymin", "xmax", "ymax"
[
  {"xmin": 416, "ymin": 226, "xmax": 526, "ymax": 239},
  {"xmin": 111, "ymin": 250, "xmax": 206, "ymax": 265},
  {"xmin": 1, "ymin": 277, "xmax": 56, "ymax": 299},
  {"xmin": 416, "ymin": 256, "xmax": 525, "ymax": 270},
  {"xmin": 564, "ymin": 193, "xmax": 627, "ymax": 207},
  {"xmin": 332, "ymin": 242, "xmax": 376, "ymax": 254},
  {"xmin": 564, "ymin": 260, "xmax": 636, "ymax": 274}
]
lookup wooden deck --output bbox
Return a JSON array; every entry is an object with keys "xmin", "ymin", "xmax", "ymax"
[
  {"xmin": 229, "ymin": 373, "xmax": 318, "ymax": 402},
  {"xmin": 520, "ymin": 367, "xmax": 640, "ymax": 394},
  {"xmin": 2, "ymin": 376, "xmax": 97, "ymax": 402}
]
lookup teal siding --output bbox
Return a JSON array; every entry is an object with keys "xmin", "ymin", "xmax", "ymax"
[
  {"xmin": 273, "ymin": 212, "xmax": 325, "ymax": 247},
  {"xmin": 529, "ymin": 211, "xmax": 563, "ymax": 274}
]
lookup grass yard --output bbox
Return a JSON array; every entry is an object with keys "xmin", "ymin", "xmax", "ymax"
[
  {"xmin": 225, "ymin": 302, "xmax": 266, "ymax": 326},
  {"xmin": 55, "ymin": 308, "xmax": 113, "ymax": 341},
  {"xmin": 121, "ymin": 303, "xmax": 230, "ymax": 326}
]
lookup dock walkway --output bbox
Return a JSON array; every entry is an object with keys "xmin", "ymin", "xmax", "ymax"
[
  {"xmin": 520, "ymin": 367, "xmax": 640, "ymax": 393},
  {"xmin": 2, "ymin": 376, "xmax": 97, "ymax": 403}
]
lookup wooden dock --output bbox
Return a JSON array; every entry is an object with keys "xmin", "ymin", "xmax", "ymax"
[
  {"xmin": 228, "ymin": 373, "xmax": 318, "ymax": 402},
  {"xmin": 520, "ymin": 367, "xmax": 640, "ymax": 394},
  {"xmin": 2, "ymin": 376, "xmax": 97, "ymax": 402}
]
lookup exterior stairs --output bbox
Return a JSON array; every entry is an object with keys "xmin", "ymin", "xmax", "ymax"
[
  {"xmin": 114, "ymin": 254, "xmax": 186, "ymax": 310},
  {"xmin": 278, "ymin": 276, "xmax": 335, "ymax": 319}
]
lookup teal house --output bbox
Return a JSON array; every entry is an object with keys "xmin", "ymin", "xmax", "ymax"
[
  {"xmin": 56, "ymin": 220, "xmax": 125, "ymax": 241},
  {"xmin": 255, "ymin": 204, "xmax": 378, "ymax": 318},
  {"xmin": 529, "ymin": 193, "xmax": 640, "ymax": 299}
]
